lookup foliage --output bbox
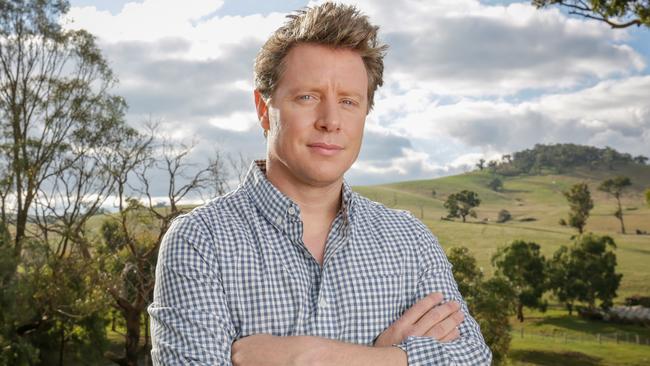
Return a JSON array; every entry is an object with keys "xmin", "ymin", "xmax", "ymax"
[
  {"xmin": 0, "ymin": 0, "xmax": 123, "ymax": 363},
  {"xmin": 488, "ymin": 177, "xmax": 503, "ymax": 191},
  {"xmin": 488, "ymin": 144, "xmax": 640, "ymax": 176},
  {"xmin": 549, "ymin": 234, "xmax": 622, "ymax": 314},
  {"xmin": 533, "ymin": 0, "xmax": 650, "ymax": 29},
  {"xmin": 476, "ymin": 158, "xmax": 486, "ymax": 171},
  {"xmin": 497, "ymin": 209, "xmax": 512, "ymax": 223},
  {"xmin": 444, "ymin": 190, "xmax": 481, "ymax": 223},
  {"xmin": 492, "ymin": 240, "xmax": 548, "ymax": 322},
  {"xmin": 563, "ymin": 183, "xmax": 594, "ymax": 234},
  {"xmin": 598, "ymin": 176, "xmax": 632, "ymax": 234},
  {"xmin": 448, "ymin": 247, "xmax": 514, "ymax": 365}
]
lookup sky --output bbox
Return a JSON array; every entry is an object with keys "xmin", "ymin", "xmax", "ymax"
[{"xmin": 64, "ymin": 0, "xmax": 650, "ymax": 193}]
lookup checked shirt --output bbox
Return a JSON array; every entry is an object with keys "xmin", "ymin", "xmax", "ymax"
[{"xmin": 148, "ymin": 160, "xmax": 492, "ymax": 365}]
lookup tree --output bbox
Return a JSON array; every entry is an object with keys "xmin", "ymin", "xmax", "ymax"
[
  {"xmin": 492, "ymin": 240, "xmax": 547, "ymax": 322},
  {"xmin": 98, "ymin": 132, "xmax": 222, "ymax": 366},
  {"xmin": 0, "ymin": 0, "xmax": 129, "ymax": 363},
  {"xmin": 563, "ymin": 182, "xmax": 594, "ymax": 234},
  {"xmin": 447, "ymin": 247, "xmax": 514, "ymax": 365},
  {"xmin": 533, "ymin": 0, "xmax": 650, "ymax": 29},
  {"xmin": 598, "ymin": 176, "xmax": 632, "ymax": 234},
  {"xmin": 634, "ymin": 155, "xmax": 648, "ymax": 165},
  {"xmin": 444, "ymin": 190, "xmax": 481, "ymax": 222},
  {"xmin": 0, "ymin": 0, "xmax": 117, "ymax": 259},
  {"xmin": 476, "ymin": 158, "xmax": 486, "ymax": 171},
  {"xmin": 487, "ymin": 160, "xmax": 498, "ymax": 172},
  {"xmin": 488, "ymin": 177, "xmax": 503, "ymax": 191},
  {"xmin": 497, "ymin": 209, "xmax": 512, "ymax": 223},
  {"xmin": 549, "ymin": 234, "xmax": 622, "ymax": 314}
]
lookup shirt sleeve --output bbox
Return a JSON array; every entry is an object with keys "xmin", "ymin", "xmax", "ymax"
[
  {"xmin": 393, "ymin": 227, "xmax": 492, "ymax": 365},
  {"xmin": 148, "ymin": 215, "xmax": 237, "ymax": 365}
]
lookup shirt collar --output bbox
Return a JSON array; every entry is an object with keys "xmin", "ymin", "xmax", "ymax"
[{"xmin": 242, "ymin": 160, "xmax": 355, "ymax": 229}]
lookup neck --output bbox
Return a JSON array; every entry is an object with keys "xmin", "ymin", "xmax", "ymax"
[{"xmin": 265, "ymin": 158, "xmax": 342, "ymax": 220}]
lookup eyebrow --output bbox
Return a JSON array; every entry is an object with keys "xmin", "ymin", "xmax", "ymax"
[{"xmin": 286, "ymin": 87, "xmax": 365, "ymax": 100}]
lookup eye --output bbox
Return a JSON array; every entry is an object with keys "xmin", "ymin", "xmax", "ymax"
[
  {"xmin": 341, "ymin": 98, "xmax": 357, "ymax": 106},
  {"xmin": 297, "ymin": 95, "xmax": 314, "ymax": 101}
]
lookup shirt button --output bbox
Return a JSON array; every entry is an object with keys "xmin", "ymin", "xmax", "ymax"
[
  {"xmin": 318, "ymin": 296, "xmax": 329, "ymax": 308},
  {"xmin": 288, "ymin": 207, "xmax": 296, "ymax": 215},
  {"xmin": 275, "ymin": 216, "xmax": 283, "ymax": 225}
]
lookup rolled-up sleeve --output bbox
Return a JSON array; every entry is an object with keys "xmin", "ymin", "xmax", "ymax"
[
  {"xmin": 148, "ymin": 216, "xmax": 236, "ymax": 365},
  {"xmin": 394, "ymin": 229, "xmax": 492, "ymax": 365}
]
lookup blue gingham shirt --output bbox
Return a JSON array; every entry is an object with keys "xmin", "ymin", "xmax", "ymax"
[{"xmin": 149, "ymin": 160, "xmax": 491, "ymax": 365}]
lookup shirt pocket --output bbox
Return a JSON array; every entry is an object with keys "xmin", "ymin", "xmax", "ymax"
[{"xmin": 338, "ymin": 270, "xmax": 406, "ymax": 344}]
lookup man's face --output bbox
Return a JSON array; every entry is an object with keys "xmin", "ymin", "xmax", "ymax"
[{"xmin": 256, "ymin": 43, "xmax": 368, "ymax": 187}]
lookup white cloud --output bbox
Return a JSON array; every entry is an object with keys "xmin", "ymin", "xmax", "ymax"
[
  {"xmin": 385, "ymin": 75, "xmax": 650, "ymax": 159},
  {"xmin": 59, "ymin": 1, "xmax": 649, "ymax": 187}
]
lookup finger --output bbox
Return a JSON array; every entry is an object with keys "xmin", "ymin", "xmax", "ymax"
[
  {"xmin": 424, "ymin": 309, "xmax": 465, "ymax": 340},
  {"xmin": 399, "ymin": 292, "xmax": 444, "ymax": 326},
  {"xmin": 412, "ymin": 301, "xmax": 461, "ymax": 336},
  {"xmin": 439, "ymin": 327, "xmax": 461, "ymax": 343}
]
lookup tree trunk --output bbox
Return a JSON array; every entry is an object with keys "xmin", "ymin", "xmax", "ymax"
[
  {"xmin": 616, "ymin": 197, "xmax": 626, "ymax": 234},
  {"xmin": 517, "ymin": 303, "xmax": 524, "ymax": 322},
  {"xmin": 58, "ymin": 324, "xmax": 65, "ymax": 366},
  {"xmin": 124, "ymin": 308, "xmax": 142, "ymax": 366},
  {"xmin": 619, "ymin": 216, "xmax": 626, "ymax": 234}
]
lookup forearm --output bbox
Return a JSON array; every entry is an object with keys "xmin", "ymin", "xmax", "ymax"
[
  {"xmin": 306, "ymin": 336, "xmax": 407, "ymax": 366},
  {"xmin": 232, "ymin": 334, "xmax": 406, "ymax": 366}
]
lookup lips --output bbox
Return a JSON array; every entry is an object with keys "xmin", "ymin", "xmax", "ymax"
[
  {"xmin": 307, "ymin": 142, "xmax": 343, "ymax": 156},
  {"xmin": 307, "ymin": 142, "xmax": 343, "ymax": 150}
]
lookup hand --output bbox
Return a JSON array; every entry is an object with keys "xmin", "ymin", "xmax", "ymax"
[
  {"xmin": 231, "ymin": 334, "xmax": 313, "ymax": 366},
  {"xmin": 373, "ymin": 292, "xmax": 464, "ymax": 347}
]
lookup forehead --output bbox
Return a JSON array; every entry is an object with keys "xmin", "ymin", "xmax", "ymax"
[{"xmin": 276, "ymin": 43, "xmax": 368, "ymax": 95}]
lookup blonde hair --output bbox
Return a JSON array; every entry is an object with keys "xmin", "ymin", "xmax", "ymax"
[{"xmin": 254, "ymin": 2, "xmax": 387, "ymax": 111}]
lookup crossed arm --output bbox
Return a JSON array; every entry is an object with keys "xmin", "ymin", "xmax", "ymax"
[
  {"xmin": 230, "ymin": 293, "xmax": 465, "ymax": 366},
  {"xmin": 148, "ymin": 218, "xmax": 491, "ymax": 365}
]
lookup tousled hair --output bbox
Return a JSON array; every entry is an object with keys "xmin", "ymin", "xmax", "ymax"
[{"xmin": 254, "ymin": 2, "xmax": 387, "ymax": 111}]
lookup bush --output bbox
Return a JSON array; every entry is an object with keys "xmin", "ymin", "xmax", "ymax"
[{"xmin": 497, "ymin": 209, "xmax": 511, "ymax": 223}]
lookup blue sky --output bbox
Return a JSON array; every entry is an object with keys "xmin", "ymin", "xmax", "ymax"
[{"xmin": 65, "ymin": 0, "xmax": 650, "ymax": 198}]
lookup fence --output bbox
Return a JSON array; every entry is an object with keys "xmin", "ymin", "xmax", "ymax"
[{"xmin": 513, "ymin": 327, "xmax": 650, "ymax": 346}]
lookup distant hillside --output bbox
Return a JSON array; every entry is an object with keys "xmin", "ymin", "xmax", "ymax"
[
  {"xmin": 352, "ymin": 144, "xmax": 650, "ymax": 300},
  {"xmin": 483, "ymin": 143, "xmax": 648, "ymax": 176}
]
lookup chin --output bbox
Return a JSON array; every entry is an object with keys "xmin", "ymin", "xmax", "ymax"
[{"xmin": 302, "ymin": 163, "xmax": 347, "ymax": 185}]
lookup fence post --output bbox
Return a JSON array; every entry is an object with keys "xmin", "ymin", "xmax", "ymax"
[
  {"xmin": 615, "ymin": 332, "xmax": 619, "ymax": 344},
  {"xmin": 636, "ymin": 334, "xmax": 640, "ymax": 344},
  {"xmin": 597, "ymin": 333, "xmax": 601, "ymax": 344}
]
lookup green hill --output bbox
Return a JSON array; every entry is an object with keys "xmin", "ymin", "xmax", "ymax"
[{"xmin": 353, "ymin": 162, "xmax": 650, "ymax": 301}]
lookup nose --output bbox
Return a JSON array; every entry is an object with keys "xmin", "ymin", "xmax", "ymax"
[{"xmin": 315, "ymin": 98, "xmax": 341, "ymax": 132}]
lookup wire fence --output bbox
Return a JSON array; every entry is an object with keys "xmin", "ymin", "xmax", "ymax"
[{"xmin": 512, "ymin": 327, "xmax": 650, "ymax": 346}]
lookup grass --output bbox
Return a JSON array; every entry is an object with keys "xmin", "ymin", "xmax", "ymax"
[
  {"xmin": 354, "ymin": 164, "xmax": 650, "ymax": 365},
  {"xmin": 352, "ymin": 164, "xmax": 650, "ymax": 300},
  {"xmin": 506, "ymin": 308, "xmax": 650, "ymax": 365}
]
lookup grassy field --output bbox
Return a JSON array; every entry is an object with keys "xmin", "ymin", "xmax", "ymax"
[
  {"xmin": 353, "ymin": 163, "xmax": 650, "ymax": 299},
  {"xmin": 508, "ymin": 308, "xmax": 650, "ymax": 365},
  {"xmin": 353, "ymin": 163, "xmax": 650, "ymax": 365}
]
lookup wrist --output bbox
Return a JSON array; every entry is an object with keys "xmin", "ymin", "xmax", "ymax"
[{"xmin": 291, "ymin": 336, "xmax": 329, "ymax": 366}]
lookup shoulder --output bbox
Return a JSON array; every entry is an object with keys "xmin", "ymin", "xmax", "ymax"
[
  {"xmin": 161, "ymin": 187, "xmax": 253, "ymax": 256},
  {"xmin": 352, "ymin": 192, "xmax": 430, "ymax": 240},
  {"xmin": 352, "ymin": 192, "xmax": 449, "ymax": 266}
]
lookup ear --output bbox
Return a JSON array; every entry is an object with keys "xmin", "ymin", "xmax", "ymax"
[{"xmin": 254, "ymin": 90, "xmax": 270, "ymax": 132}]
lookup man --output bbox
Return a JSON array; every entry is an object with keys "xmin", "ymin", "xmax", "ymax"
[{"xmin": 149, "ymin": 3, "xmax": 492, "ymax": 365}]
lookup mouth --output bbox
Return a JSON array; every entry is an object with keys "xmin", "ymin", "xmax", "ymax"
[{"xmin": 307, "ymin": 142, "xmax": 344, "ymax": 156}]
